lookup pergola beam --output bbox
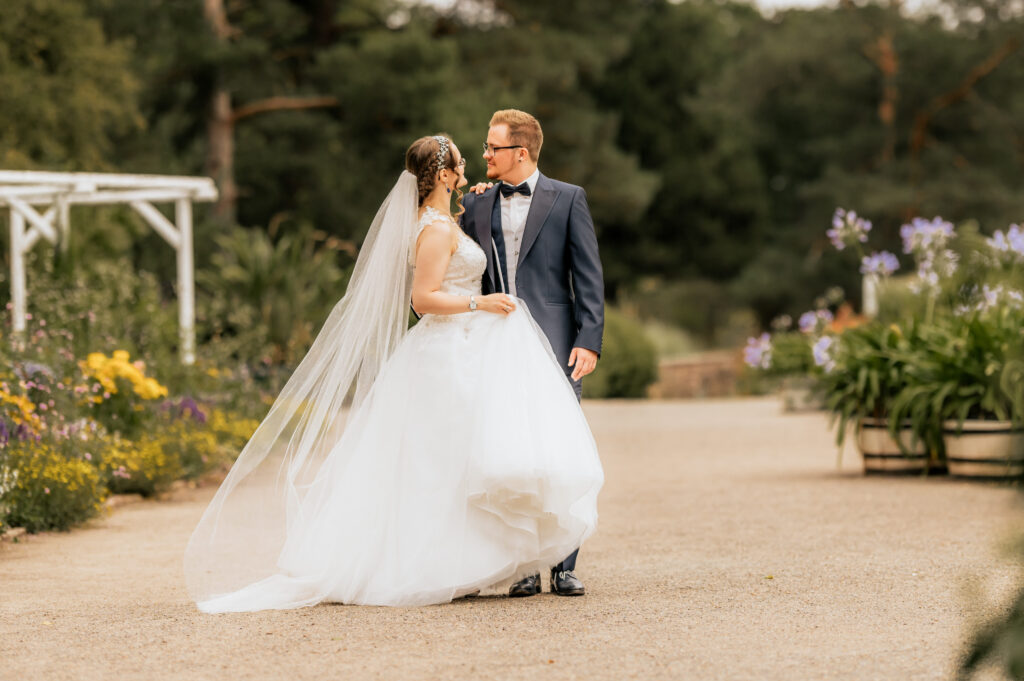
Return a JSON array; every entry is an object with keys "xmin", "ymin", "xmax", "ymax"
[
  {"xmin": 0, "ymin": 170, "xmax": 215, "ymax": 192},
  {"xmin": 130, "ymin": 201, "xmax": 182, "ymax": 249},
  {"xmin": 21, "ymin": 206, "xmax": 56, "ymax": 251},
  {"xmin": 0, "ymin": 187, "xmax": 216, "ymax": 206},
  {"xmin": 7, "ymin": 197, "xmax": 58, "ymax": 243}
]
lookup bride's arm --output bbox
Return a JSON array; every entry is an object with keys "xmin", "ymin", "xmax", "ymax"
[{"xmin": 411, "ymin": 221, "xmax": 515, "ymax": 316}]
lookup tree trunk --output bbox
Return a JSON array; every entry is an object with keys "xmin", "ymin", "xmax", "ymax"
[
  {"xmin": 201, "ymin": 0, "xmax": 340, "ymax": 221},
  {"xmin": 203, "ymin": 0, "xmax": 237, "ymax": 221},
  {"xmin": 206, "ymin": 90, "xmax": 237, "ymax": 221}
]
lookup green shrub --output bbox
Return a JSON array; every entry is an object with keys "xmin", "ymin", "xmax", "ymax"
[
  {"xmin": 0, "ymin": 442, "xmax": 106, "ymax": 532},
  {"xmin": 583, "ymin": 308, "xmax": 658, "ymax": 399},
  {"xmin": 98, "ymin": 434, "xmax": 184, "ymax": 497},
  {"xmin": 197, "ymin": 222, "xmax": 352, "ymax": 366},
  {"xmin": 156, "ymin": 403, "xmax": 259, "ymax": 480}
]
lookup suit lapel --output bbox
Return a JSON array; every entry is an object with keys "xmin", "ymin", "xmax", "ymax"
[
  {"xmin": 518, "ymin": 173, "xmax": 558, "ymax": 268},
  {"xmin": 475, "ymin": 187, "xmax": 500, "ymax": 287}
]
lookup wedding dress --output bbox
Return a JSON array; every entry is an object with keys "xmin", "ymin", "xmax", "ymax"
[{"xmin": 185, "ymin": 173, "xmax": 603, "ymax": 612}]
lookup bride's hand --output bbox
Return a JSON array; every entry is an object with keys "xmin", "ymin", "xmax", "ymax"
[
  {"xmin": 478, "ymin": 294, "xmax": 516, "ymax": 316},
  {"xmin": 470, "ymin": 182, "xmax": 494, "ymax": 195}
]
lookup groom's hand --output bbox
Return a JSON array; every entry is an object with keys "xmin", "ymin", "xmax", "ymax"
[
  {"xmin": 469, "ymin": 182, "xmax": 494, "ymax": 195},
  {"xmin": 568, "ymin": 347, "xmax": 598, "ymax": 381}
]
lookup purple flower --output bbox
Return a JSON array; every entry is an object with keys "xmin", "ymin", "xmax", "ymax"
[
  {"xmin": 798, "ymin": 309, "xmax": 834, "ymax": 334},
  {"xmin": 954, "ymin": 284, "xmax": 1024, "ymax": 315},
  {"xmin": 19, "ymin": 362, "xmax": 54, "ymax": 379},
  {"xmin": 902, "ymin": 217, "xmax": 958, "ymax": 291},
  {"xmin": 812, "ymin": 336, "xmax": 836, "ymax": 372},
  {"xmin": 860, "ymin": 251, "xmax": 900, "ymax": 277},
  {"xmin": 167, "ymin": 396, "xmax": 207, "ymax": 424},
  {"xmin": 743, "ymin": 333, "xmax": 773, "ymax": 370},
  {"xmin": 982, "ymin": 284, "xmax": 1001, "ymax": 309},
  {"xmin": 827, "ymin": 208, "xmax": 872, "ymax": 251},
  {"xmin": 987, "ymin": 224, "xmax": 1024, "ymax": 261},
  {"xmin": 901, "ymin": 216, "xmax": 955, "ymax": 256},
  {"xmin": 798, "ymin": 312, "xmax": 817, "ymax": 333}
]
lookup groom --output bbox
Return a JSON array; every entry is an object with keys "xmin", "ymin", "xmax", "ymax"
[{"xmin": 460, "ymin": 109, "xmax": 604, "ymax": 598}]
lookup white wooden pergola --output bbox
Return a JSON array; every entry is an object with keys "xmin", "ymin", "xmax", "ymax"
[{"xmin": 0, "ymin": 171, "xmax": 218, "ymax": 365}]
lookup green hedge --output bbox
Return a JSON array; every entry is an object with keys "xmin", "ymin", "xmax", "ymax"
[{"xmin": 583, "ymin": 308, "xmax": 658, "ymax": 399}]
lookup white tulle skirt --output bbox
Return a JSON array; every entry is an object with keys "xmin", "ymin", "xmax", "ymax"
[{"xmin": 195, "ymin": 304, "xmax": 603, "ymax": 613}]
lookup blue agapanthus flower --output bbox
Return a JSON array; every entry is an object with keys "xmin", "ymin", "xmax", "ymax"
[
  {"xmin": 827, "ymin": 208, "xmax": 872, "ymax": 251},
  {"xmin": 900, "ymin": 216, "xmax": 955, "ymax": 256},
  {"xmin": 987, "ymin": 224, "xmax": 1024, "ymax": 261},
  {"xmin": 812, "ymin": 336, "xmax": 836, "ymax": 373},
  {"xmin": 743, "ymin": 333, "xmax": 773, "ymax": 370},
  {"xmin": 859, "ymin": 251, "xmax": 900, "ymax": 277},
  {"xmin": 798, "ymin": 309, "xmax": 834, "ymax": 334}
]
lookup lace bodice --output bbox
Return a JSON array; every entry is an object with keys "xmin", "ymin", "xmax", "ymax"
[{"xmin": 414, "ymin": 206, "xmax": 486, "ymax": 297}]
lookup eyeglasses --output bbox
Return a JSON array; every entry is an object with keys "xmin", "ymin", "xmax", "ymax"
[{"xmin": 482, "ymin": 143, "xmax": 523, "ymax": 155}]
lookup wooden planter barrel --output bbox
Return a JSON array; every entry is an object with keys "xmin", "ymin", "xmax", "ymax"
[
  {"xmin": 857, "ymin": 418, "xmax": 929, "ymax": 474},
  {"xmin": 943, "ymin": 420, "xmax": 1024, "ymax": 480}
]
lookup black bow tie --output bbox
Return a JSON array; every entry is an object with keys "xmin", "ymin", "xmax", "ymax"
[{"xmin": 499, "ymin": 182, "xmax": 532, "ymax": 198}]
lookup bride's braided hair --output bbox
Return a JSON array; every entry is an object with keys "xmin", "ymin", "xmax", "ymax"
[{"xmin": 405, "ymin": 134, "xmax": 465, "ymax": 220}]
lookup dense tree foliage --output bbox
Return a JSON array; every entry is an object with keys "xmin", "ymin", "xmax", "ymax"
[{"xmin": 2, "ymin": 0, "xmax": 1022, "ymax": 342}]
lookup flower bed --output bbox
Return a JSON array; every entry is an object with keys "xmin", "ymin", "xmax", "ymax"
[{"xmin": 0, "ymin": 340, "xmax": 259, "ymax": 533}]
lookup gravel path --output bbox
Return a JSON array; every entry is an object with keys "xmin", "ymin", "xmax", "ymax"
[{"xmin": 2, "ymin": 398, "xmax": 1022, "ymax": 681}]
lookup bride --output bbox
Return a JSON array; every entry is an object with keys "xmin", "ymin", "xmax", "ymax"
[{"xmin": 184, "ymin": 134, "xmax": 604, "ymax": 612}]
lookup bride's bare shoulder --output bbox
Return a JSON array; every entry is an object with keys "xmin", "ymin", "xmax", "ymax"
[
  {"xmin": 415, "ymin": 211, "xmax": 458, "ymax": 255},
  {"xmin": 417, "ymin": 217, "xmax": 453, "ymax": 238}
]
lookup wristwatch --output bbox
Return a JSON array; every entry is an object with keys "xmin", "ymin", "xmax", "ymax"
[{"xmin": 469, "ymin": 295, "xmax": 477, "ymax": 311}]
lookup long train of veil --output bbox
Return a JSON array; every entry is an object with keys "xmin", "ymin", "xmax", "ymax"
[{"xmin": 184, "ymin": 171, "xmax": 420, "ymax": 606}]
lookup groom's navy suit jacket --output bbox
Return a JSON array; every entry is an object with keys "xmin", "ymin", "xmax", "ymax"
[{"xmin": 460, "ymin": 173, "xmax": 604, "ymax": 396}]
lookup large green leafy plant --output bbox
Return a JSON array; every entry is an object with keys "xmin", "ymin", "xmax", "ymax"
[{"xmin": 819, "ymin": 320, "xmax": 919, "ymax": 449}]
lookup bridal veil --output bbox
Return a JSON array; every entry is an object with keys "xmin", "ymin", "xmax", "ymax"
[{"xmin": 183, "ymin": 172, "xmax": 419, "ymax": 605}]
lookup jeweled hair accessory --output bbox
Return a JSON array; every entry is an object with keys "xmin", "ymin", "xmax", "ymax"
[{"xmin": 433, "ymin": 135, "xmax": 450, "ymax": 172}]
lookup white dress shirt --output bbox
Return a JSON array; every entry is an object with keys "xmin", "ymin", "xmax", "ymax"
[{"xmin": 500, "ymin": 168, "xmax": 540, "ymax": 297}]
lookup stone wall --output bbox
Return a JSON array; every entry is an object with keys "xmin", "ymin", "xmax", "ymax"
[{"xmin": 648, "ymin": 351, "xmax": 740, "ymax": 399}]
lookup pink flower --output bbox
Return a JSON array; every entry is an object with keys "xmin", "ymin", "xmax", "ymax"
[
  {"xmin": 57, "ymin": 383, "xmax": 64, "ymax": 390},
  {"xmin": 102, "ymin": 392, "xmax": 111, "ymax": 399},
  {"xmin": 39, "ymin": 403, "xmax": 48, "ymax": 411},
  {"xmin": 24, "ymin": 313, "xmax": 32, "ymax": 320},
  {"xmin": 84, "ymin": 452, "xmax": 92, "ymax": 461},
  {"xmin": 39, "ymin": 320, "xmax": 46, "ymax": 327},
  {"xmin": 43, "ymin": 487, "xmax": 50, "ymax": 494}
]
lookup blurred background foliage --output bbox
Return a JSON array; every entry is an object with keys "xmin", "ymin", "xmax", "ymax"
[{"xmin": 0, "ymin": 0, "xmax": 1022, "ymax": 377}]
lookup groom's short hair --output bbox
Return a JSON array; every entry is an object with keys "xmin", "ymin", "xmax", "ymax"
[{"xmin": 490, "ymin": 109, "xmax": 543, "ymax": 163}]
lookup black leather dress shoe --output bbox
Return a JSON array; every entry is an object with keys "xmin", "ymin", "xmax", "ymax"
[
  {"xmin": 550, "ymin": 570, "xmax": 585, "ymax": 596},
  {"xmin": 508, "ymin": 573, "xmax": 541, "ymax": 597}
]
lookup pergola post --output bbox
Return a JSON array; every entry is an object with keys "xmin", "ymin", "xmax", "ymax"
[
  {"xmin": 9, "ymin": 208, "xmax": 27, "ymax": 339},
  {"xmin": 56, "ymin": 195, "xmax": 70, "ymax": 255},
  {"xmin": 176, "ymin": 199, "xmax": 196, "ymax": 365}
]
